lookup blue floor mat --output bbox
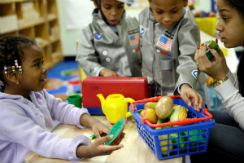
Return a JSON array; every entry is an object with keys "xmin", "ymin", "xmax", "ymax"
[{"xmin": 46, "ymin": 61, "xmax": 81, "ymax": 95}]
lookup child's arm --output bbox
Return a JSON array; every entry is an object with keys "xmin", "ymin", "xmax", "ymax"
[
  {"xmin": 176, "ymin": 8, "xmax": 208, "ymax": 90},
  {"xmin": 43, "ymin": 90, "xmax": 111, "ymax": 137},
  {"xmin": 0, "ymin": 102, "xmax": 91, "ymax": 161},
  {"xmin": 43, "ymin": 90, "xmax": 89, "ymax": 127},
  {"xmin": 75, "ymin": 25, "xmax": 105, "ymax": 76}
]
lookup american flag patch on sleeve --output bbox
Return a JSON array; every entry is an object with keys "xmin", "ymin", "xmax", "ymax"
[
  {"xmin": 129, "ymin": 33, "xmax": 139, "ymax": 46},
  {"xmin": 156, "ymin": 35, "xmax": 172, "ymax": 52}
]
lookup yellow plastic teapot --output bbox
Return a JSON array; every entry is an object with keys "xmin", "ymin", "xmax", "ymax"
[{"xmin": 97, "ymin": 93, "xmax": 134, "ymax": 124}]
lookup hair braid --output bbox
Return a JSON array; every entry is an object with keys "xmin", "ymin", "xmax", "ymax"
[{"xmin": 0, "ymin": 36, "xmax": 36, "ymax": 91}]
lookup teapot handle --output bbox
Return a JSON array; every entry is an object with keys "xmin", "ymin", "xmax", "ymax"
[
  {"xmin": 124, "ymin": 98, "xmax": 134, "ymax": 118},
  {"xmin": 124, "ymin": 98, "xmax": 135, "ymax": 104}
]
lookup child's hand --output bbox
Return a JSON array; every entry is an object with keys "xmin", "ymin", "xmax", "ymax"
[
  {"xmin": 91, "ymin": 118, "xmax": 111, "ymax": 138},
  {"xmin": 180, "ymin": 84, "xmax": 202, "ymax": 111},
  {"xmin": 195, "ymin": 43, "xmax": 229, "ymax": 80},
  {"xmin": 77, "ymin": 135, "xmax": 123, "ymax": 158},
  {"xmin": 99, "ymin": 68, "xmax": 118, "ymax": 77},
  {"xmin": 80, "ymin": 114, "xmax": 110, "ymax": 138}
]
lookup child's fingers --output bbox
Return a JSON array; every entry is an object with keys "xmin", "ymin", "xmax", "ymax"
[
  {"xmin": 93, "ymin": 130, "xmax": 101, "ymax": 138},
  {"xmin": 101, "ymin": 144, "xmax": 124, "ymax": 155},
  {"xmin": 181, "ymin": 95, "xmax": 192, "ymax": 107},
  {"xmin": 198, "ymin": 93, "xmax": 203, "ymax": 109},
  {"xmin": 102, "ymin": 128, "xmax": 110, "ymax": 135},
  {"xmin": 107, "ymin": 144, "xmax": 124, "ymax": 151},
  {"xmin": 95, "ymin": 135, "xmax": 114, "ymax": 145},
  {"xmin": 191, "ymin": 96, "xmax": 198, "ymax": 111},
  {"xmin": 194, "ymin": 93, "xmax": 202, "ymax": 112}
]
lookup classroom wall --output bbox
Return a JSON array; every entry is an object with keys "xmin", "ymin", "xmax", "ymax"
[
  {"xmin": 57, "ymin": 0, "xmax": 94, "ymax": 56},
  {"xmin": 57, "ymin": 0, "xmax": 212, "ymax": 56}
]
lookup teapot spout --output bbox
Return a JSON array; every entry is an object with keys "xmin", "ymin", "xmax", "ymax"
[{"xmin": 97, "ymin": 93, "xmax": 106, "ymax": 113}]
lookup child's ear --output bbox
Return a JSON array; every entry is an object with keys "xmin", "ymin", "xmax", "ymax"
[{"xmin": 4, "ymin": 73, "xmax": 20, "ymax": 85}]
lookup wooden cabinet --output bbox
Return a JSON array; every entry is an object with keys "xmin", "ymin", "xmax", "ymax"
[{"xmin": 0, "ymin": 0, "xmax": 63, "ymax": 70}]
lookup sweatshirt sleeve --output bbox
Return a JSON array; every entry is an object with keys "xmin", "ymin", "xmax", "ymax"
[
  {"xmin": 176, "ymin": 9, "xmax": 208, "ymax": 90},
  {"xmin": 75, "ymin": 24, "xmax": 105, "ymax": 76},
  {"xmin": 0, "ymin": 103, "xmax": 91, "ymax": 161},
  {"xmin": 43, "ymin": 90, "xmax": 89, "ymax": 128},
  {"xmin": 214, "ymin": 79, "xmax": 244, "ymax": 130}
]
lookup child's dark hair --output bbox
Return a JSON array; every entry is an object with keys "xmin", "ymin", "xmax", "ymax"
[
  {"xmin": 0, "ymin": 36, "xmax": 36, "ymax": 91},
  {"xmin": 225, "ymin": 0, "xmax": 244, "ymax": 16}
]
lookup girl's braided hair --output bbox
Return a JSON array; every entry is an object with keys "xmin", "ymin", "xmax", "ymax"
[{"xmin": 0, "ymin": 36, "xmax": 36, "ymax": 91}]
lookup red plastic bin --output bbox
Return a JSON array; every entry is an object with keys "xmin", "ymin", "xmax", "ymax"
[
  {"xmin": 129, "ymin": 95, "xmax": 215, "ymax": 160},
  {"xmin": 82, "ymin": 76, "xmax": 151, "ymax": 115}
]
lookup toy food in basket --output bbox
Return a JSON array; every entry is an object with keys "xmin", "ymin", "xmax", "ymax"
[{"xmin": 129, "ymin": 95, "xmax": 215, "ymax": 160}]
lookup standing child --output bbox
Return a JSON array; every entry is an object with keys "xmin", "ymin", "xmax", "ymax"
[
  {"xmin": 76, "ymin": 0, "xmax": 142, "ymax": 77},
  {"xmin": 139, "ymin": 0, "xmax": 207, "ymax": 104},
  {"xmin": 0, "ymin": 36, "xmax": 123, "ymax": 163},
  {"xmin": 189, "ymin": 0, "xmax": 244, "ymax": 162}
]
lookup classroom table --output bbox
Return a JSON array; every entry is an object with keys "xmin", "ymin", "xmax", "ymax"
[{"xmin": 24, "ymin": 116, "xmax": 183, "ymax": 163}]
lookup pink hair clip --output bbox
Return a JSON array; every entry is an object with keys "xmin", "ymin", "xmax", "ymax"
[
  {"xmin": 14, "ymin": 60, "xmax": 22, "ymax": 74},
  {"xmin": 14, "ymin": 60, "xmax": 19, "ymax": 68}
]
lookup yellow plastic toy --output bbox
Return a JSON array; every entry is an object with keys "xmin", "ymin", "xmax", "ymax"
[
  {"xmin": 97, "ymin": 93, "xmax": 134, "ymax": 124},
  {"xmin": 195, "ymin": 16, "xmax": 217, "ymax": 36}
]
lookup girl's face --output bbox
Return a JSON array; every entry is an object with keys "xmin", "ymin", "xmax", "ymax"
[
  {"xmin": 18, "ymin": 45, "xmax": 47, "ymax": 95},
  {"xmin": 149, "ymin": 0, "xmax": 187, "ymax": 29},
  {"xmin": 216, "ymin": 0, "xmax": 244, "ymax": 48},
  {"xmin": 100, "ymin": 0, "xmax": 125, "ymax": 26}
]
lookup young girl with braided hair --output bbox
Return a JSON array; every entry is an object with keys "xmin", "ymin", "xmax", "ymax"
[{"xmin": 0, "ymin": 36, "xmax": 123, "ymax": 163}]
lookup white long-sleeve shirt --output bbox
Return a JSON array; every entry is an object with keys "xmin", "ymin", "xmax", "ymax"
[
  {"xmin": 0, "ymin": 90, "xmax": 91, "ymax": 163},
  {"xmin": 214, "ymin": 72, "xmax": 244, "ymax": 130}
]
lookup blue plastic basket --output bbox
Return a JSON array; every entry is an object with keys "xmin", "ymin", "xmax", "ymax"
[{"xmin": 129, "ymin": 96, "xmax": 215, "ymax": 160}]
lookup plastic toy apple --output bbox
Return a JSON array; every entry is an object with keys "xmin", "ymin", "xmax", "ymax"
[{"xmin": 141, "ymin": 108, "xmax": 158, "ymax": 124}]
